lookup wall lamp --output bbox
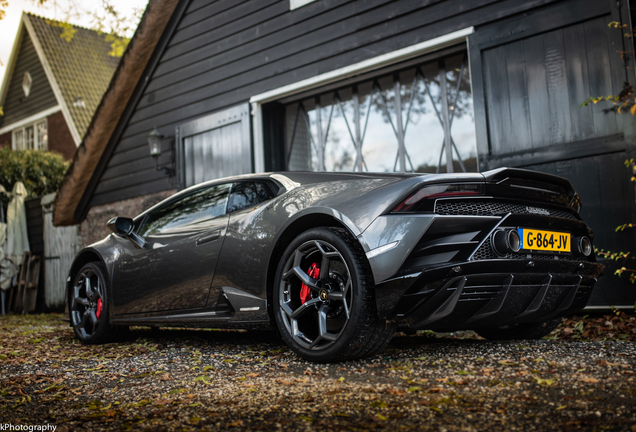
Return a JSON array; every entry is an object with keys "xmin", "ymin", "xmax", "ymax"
[{"xmin": 147, "ymin": 127, "xmax": 175, "ymax": 177}]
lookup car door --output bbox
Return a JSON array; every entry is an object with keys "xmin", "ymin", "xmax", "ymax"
[
  {"xmin": 111, "ymin": 183, "xmax": 231, "ymax": 315},
  {"xmin": 209, "ymin": 181, "xmax": 278, "ymax": 299}
]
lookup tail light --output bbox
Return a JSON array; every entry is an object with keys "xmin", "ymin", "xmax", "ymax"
[{"xmin": 392, "ymin": 183, "xmax": 483, "ymax": 213}]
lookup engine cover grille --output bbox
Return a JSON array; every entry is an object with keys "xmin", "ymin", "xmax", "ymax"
[{"xmin": 435, "ymin": 200, "xmax": 577, "ymax": 220}]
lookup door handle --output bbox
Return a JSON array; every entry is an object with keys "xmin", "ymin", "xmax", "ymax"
[{"xmin": 196, "ymin": 230, "xmax": 221, "ymax": 246}]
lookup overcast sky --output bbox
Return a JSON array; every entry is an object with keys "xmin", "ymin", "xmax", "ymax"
[{"xmin": 0, "ymin": 0, "xmax": 148, "ymax": 83}]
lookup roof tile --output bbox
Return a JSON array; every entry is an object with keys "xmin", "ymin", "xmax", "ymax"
[{"xmin": 27, "ymin": 13, "xmax": 120, "ymax": 139}]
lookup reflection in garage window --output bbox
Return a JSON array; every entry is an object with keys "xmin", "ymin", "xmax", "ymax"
[
  {"xmin": 284, "ymin": 52, "xmax": 476, "ymax": 173},
  {"xmin": 139, "ymin": 184, "xmax": 231, "ymax": 236},
  {"xmin": 228, "ymin": 182, "xmax": 275, "ymax": 213}
]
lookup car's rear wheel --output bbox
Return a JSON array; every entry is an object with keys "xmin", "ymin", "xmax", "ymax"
[
  {"xmin": 273, "ymin": 227, "xmax": 396, "ymax": 362},
  {"xmin": 475, "ymin": 318, "xmax": 562, "ymax": 340},
  {"xmin": 69, "ymin": 262, "xmax": 126, "ymax": 344}
]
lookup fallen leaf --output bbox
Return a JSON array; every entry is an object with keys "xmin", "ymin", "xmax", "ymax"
[{"xmin": 580, "ymin": 377, "xmax": 599, "ymax": 384}]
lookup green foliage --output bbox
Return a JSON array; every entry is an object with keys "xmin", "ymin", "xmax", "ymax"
[
  {"xmin": 45, "ymin": 19, "xmax": 77, "ymax": 42},
  {"xmin": 105, "ymin": 32, "xmax": 129, "ymax": 57},
  {"xmin": 0, "ymin": 148, "xmax": 69, "ymax": 209}
]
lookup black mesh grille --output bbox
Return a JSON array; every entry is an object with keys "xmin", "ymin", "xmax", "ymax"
[{"xmin": 435, "ymin": 200, "xmax": 577, "ymax": 219}]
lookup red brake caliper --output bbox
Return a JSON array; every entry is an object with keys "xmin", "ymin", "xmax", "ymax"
[
  {"xmin": 300, "ymin": 263, "xmax": 320, "ymax": 304},
  {"xmin": 96, "ymin": 298, "xmax": 103, "ymax": 320}
]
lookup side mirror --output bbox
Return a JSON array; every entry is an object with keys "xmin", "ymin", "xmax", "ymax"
[
  {"xmin": 106, "ymin": 217, "xmax": 146, "ymax": 249},
  {"xmin": 107, "ymin": 216, "xmax": 134, "ymax": 236}
]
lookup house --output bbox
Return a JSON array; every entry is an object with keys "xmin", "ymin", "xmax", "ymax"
[
  {"xmin": 0, "ymin": 13, "xmax": 122, "ymax": 311},
  {"xmin": 0, "ymin": 13, "xmax": 120, "ymax": 159},
  {"xmin": 53, "ymin": 0, "xmax": 636, "ymax": 307}
]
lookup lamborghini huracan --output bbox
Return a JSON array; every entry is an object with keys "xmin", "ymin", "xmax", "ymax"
[{"xmin": 67, "ymin": 168, "xmax": 603, "ymax": 362}]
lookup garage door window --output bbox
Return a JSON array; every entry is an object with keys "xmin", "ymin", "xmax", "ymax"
[{"xmin": 284, "ymin": 52, "xmax": 476, "ymax": 173}]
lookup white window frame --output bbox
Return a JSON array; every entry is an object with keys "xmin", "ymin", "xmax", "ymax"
[
  {"xmin": 12, "ymin": 118, "xmax": 47, "ymax": 151},
  {"xmin": 249, "ymin": 27, "xmax": 475, "ymax": 173}
]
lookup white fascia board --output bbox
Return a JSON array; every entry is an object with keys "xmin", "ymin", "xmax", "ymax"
[
  {"xmin": 250, "ymin": 27, "xmax": 474, "ymax": 104},
  {"xmin": 0, "ymin": 15, "xmax": 26, "ymax": 109},
  {"xmin": 0, "ymin": 105, "xmax": 61, "ymax": 135},
  {"xmin": 23, "ymin": 14, "xmax": 82, "ymax": 146},
  {"xmin": 290, "ymin": 0, "xmax": 316, "ymax": 10}
]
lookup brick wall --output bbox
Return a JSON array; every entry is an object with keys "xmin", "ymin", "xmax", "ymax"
[
  {"xmin": 81, "ymin": 189, "xmax": 176, "ymax": 247},
  {"xmin": 47, "ymin": 111, "xmax": 76, "ymax": 160}
]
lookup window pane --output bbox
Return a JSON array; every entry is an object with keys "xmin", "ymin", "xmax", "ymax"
[
  {"xmin": 283, "ymin": 50, "xmax": 476, "ymax": 174},
  {"xmin": 403, "ymin": 62, "xmax": 446, "ymax": 173},
  {"xmin": 227, "ymin": 182, "xmax": 274, "ymax": 213},
  {"xmin": 36, "ymin": 120, "xmax": 47, "ymax": 151},
  {"xmin": 25, "ymin": 126, "xmax": 34, "ymax": 150},
  {"xmin": 287, "ymin": 99, "xmax": 318, "ymax": 171},
  {"xmin": 13, "ymin": 129, "xmax": 24, "ymax": 150},
  {"xmin": 359, "ymin": 78, "xmax": 400, "ymax": 172},
  {"xmin": 323, "ymin": 88, "xmax": 357, "ymax": 171},
  {"xmin": 139, "ymin": 183, "xmax": 231, "ymax": 236},
  {"xmin": 446, "ymin": 54, "xmax": 477, "ymax": 172}
]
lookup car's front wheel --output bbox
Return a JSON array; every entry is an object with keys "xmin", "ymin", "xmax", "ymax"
[
  {"xmin": 273, "ymin": 227, "xmax": 395, "ymax": 362},
  {"xmin": 69, "ymin": 262, "xmax": 126, "ymax": 344}
]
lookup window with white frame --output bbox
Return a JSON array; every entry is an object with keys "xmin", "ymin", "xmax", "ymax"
[
  {"xmin": 12, "ymin": 119, "xmax": 48, "ymax": 151},
  {"xmin": 282, "ymin": 51, "xmax": 476, "ymax": 173}
]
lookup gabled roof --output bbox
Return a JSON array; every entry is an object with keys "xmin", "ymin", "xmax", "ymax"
[
  {"xmin": 53, "ymin": 0, "xmax": 181, "ymax": 226},
  {"xmin": 0, "ymin": 13, "xmax": 120, "ymax": 144}
]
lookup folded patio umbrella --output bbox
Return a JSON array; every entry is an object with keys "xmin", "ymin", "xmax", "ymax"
[{"xmin": 1, "ymin": 182, "xmax": 30, "ymax": 291}]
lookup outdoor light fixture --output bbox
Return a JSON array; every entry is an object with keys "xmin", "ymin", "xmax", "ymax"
[{"xmin": 147, "ymin": 127, "xmax": 175, "ymax": 176}]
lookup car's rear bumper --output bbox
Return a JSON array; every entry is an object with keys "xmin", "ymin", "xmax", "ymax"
[{"xmin": 375, "ymin": 259, "xmax": 603, "ymax": 331}]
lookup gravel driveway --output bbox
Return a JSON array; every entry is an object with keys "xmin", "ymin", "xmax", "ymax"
[{"xmin": 0, "ymin": 313, "xmax": 635, "ymax": 431}]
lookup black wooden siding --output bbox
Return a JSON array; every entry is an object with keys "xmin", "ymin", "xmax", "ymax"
[
  {"xmin": 25, "ymin": 197, "xmax": 44, "ymax": 256},
  {"xmin": 90, "ymin": 0, "xmax": 564, "ymax": 207},
  {"xmin": 478, "ymin": 4, "xmax": 626, "ymax": 157},
  {"xmin": 0, "ymin": 31, "xmax": 57, "ymax": 128},
  {"xmin": 468, "ymin": 0, "xmax": 636, "ymax": 305}
]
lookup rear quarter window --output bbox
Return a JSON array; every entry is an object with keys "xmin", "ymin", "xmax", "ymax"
[{"xmin": 227, "ymin": 182, "xmax": 275, "ymax": 213}]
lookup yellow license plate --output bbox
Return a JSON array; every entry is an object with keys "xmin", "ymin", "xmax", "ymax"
[{"xmin": 518, "ymin": 228, "xmax": 570, "ymax": 252}]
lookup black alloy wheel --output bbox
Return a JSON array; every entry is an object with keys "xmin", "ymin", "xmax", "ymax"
[
  {"xmin": 274, "ymin": 227, "xmax": 396, "ymax": 362},
  {"xmin": 69, "ymin": 262, "xmax": 125, "ymax": 344}
]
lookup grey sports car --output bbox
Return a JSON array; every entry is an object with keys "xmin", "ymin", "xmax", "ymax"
[{"xmin": 67, "ymin": 168, "xmax": 603, "ymax": 362}]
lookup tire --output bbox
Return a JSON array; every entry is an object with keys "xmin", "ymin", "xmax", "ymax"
[
  {"xmin": 69, "ymin": 262, "xmax": 127, "ymax": 344},
  {"xmin": 476, "ymin": 318, "xmax": 562, "ymax": 340},
  {"xmin": 273, "ymin": 227, "xmax": 396, "ymax": 362}
]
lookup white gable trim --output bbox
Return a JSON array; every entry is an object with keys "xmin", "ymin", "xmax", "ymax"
[
  {"xmin": 23, "ymin": 13, "xmax": 82, "ymax": 146},
  {"xmin": 0, "ymin": 105, "xmax": 61, "ymax": 135}
]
